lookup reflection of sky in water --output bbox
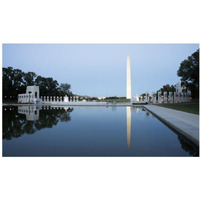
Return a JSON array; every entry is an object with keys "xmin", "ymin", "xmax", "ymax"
[{"xmin": 3, "ymin": 106, "xmax": 199, "ymax": 157}]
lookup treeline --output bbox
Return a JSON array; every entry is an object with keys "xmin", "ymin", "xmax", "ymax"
[
  {"xmin": 157, "ymin": 84, "xmax": 176, "ymax": 94},
  {"xmin": 140, "ymin": 49, "xmax": 199, "ymax": 99},
  {"xmin": 177, "ymin": 49, "xmax": 199, "ymax": 99},
  {"xmin": 3, "ymin": 67, "xmax": 73, "ymax": 100},
  {"xmin": 105, "ymin": 96, "xmax": 126, "ymax": 100}
]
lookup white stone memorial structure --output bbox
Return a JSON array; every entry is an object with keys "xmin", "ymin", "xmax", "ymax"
[
  {"xmin": 126, "ymin": 55, "xmax": 132, "ymax": 100},
  {"xmin": 18, "ymin": 86, "xmax": 40, "ymax": 104}
]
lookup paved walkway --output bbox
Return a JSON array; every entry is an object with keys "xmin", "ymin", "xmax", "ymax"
[{"xmin": 144, "ymin": 105, "xmax": 199, "ymax": 146}]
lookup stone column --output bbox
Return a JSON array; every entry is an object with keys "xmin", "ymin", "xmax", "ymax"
[
  {"xmin": 184, "ymin": 93, "xmax": 187, "ymax": 102},
  {"xmin": 168, "ymin": 92, "xmax": 172, "ymax": 103},
  {"xmin": 185, "ymin": 93, "xmax": 188, "ymax": 102},
  {"xmin": 143, "ymin": 95, "xmax": 146, "ymax": 102},
  {"xmin": 182, "ymin": 93, "xmax": 185, "ymax": 103},
  {"xmin": 183, "ymin": 93, "xmax": 186, "ymax": 102},
  {"xmin": 173, "ymin": 92, "xmax": 176, "ymax": 103},
  {"xmin": 64, "ymin": 95, "xmax": 68, "ymax": 102},
  {"xmin": 158, "ymin": 92, "xmax": 162, "ymax": 103},
  {"xmin": 163, "ymin": 92, "xmax": 167, "ymax": 103},
  {"xmin": 50, "ymin": 96, "xmax": 52, "ymax": 102},
  {"xmin": 180, "ymin": 92, "xmax": 183, "ymax": 103},
  {"xmin": 177, "ymin": 92, "xmax": 180, "ymax": 103},
  {"xmin": 187, "ymin": 91, "xmax": 191, "ymax": 102},
  {"xmin": 151, "ymin": 92, "xmax": 154, "ymax": 104},
  {"xmin": 154, "ymin": 93, "xmax": 157, "ymax": 104},
  {"xmin": 151, "ymin": 92, "xmax": 155, "ymax": 104},
  {"xmin": 168, "ymin": 92, "xmax": 171, "ymax": 103},
  {"xmin": 146, "ymin": 92, "xmax": 149, "ymax": 103}
]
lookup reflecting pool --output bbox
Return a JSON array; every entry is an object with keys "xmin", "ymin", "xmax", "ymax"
[{"xmin": 2, "ymin": 106, "xmax": 199, "ymax": 157}]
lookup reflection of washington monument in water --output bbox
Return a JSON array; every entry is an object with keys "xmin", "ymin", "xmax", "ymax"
[
  {"xmin": 126, "ymin": 107, "xmax": 139, "ymax": 148},
  {"xmin": 126, "ymin": 55, "xmax": 132, "ymax": 148},
  {"xmin": 126, "ymin": 107, "xmax": 131, "ymax": 148}
]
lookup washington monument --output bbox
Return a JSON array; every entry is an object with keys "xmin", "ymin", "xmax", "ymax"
[{"xmin": 126, "ymin": 55, "xmax": 131, "ymax": 99}]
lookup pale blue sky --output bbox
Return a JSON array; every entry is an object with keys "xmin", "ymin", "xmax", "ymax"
[{"xmin": 3, "ymin": 44, "xmax": 198, "ymax": 97}]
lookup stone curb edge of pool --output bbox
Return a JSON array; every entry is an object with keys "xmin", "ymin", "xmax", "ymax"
[
  {"xmin": 3, "ymin": 103, "xmax": 140, "ymax": 107},
  {"xmin": 143, "ymin": 105, "xmax": 199, "ymax": 147}
]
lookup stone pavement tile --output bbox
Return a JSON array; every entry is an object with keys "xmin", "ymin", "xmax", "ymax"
[{"xmin": 144, "ymin": 105, "xmax": 199, "ymax": 146}]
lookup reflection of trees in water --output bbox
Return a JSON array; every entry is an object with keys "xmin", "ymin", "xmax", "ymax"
[
  {"xmin": 177, "ymin": 135, "xmax": 199, "ymax": 157},
  {"xmin": 3, "ymin": 106, "xmax": 73, "ymax": 140}
]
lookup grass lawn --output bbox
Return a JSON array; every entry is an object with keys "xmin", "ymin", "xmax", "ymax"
[
  {"xmin": 102, "ymin": 98, "xmax": 130, "ymax": 103},
  {"xmin": 156, "ymin": 103, "xmax": 199, "ymax": 115}
]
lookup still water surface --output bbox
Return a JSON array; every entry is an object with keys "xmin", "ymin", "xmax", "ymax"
[{"xmin": 3, "ymin": 106, "xmax": 199, "ymax": 156}]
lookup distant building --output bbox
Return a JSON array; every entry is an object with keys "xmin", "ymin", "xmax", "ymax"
[
  {"xmin": 18, "ymin": 86, "xmax": 40, "ymax": 104},
  {"xmin": 98, "ymin": 96, "xmax": 106, "ymax": 100}
]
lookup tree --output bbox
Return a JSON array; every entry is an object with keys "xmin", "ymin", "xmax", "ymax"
[
  {"xmin": 157, "ymin": 84, "xmax": 176, "ymax": 95},
  {"xmin": 59, "ymin": 83, "xmax": 72, "ymax": 96},
  {"xmin": 140, "ymin": 93, "xmax": 146, "ymax": 101},
  {"xmin": 177, "ymin": 49, "xmax": 199, "ymax": 99},
  {"xmin": 3, "ymin": 66, "xmax": 73, "ymax": 100},
  {"xmin": 23, "ymin": 72, "xmax": 37, "ymax": 86},
  {"xmin": 3, "ymin": 67, "xmax": 25, "ymax": 99},
  {"xmin": 35, "ymin": 76, "xmax": 60, "ymax": 96}
]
